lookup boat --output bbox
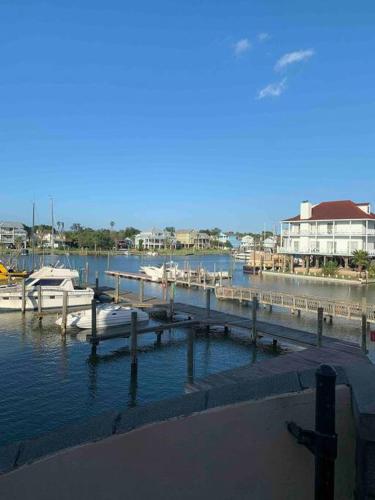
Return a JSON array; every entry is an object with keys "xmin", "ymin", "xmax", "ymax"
[
  {"xmin": 140, "ymin": 262, "xmax": 179, "ymax": 282},
  {"xmin": 0, "ymin": 266, "xmax": 94, "ymax": 310},
  {"xmin": 55, "ymin": 304, "xmax": 149, "ymax": 329},
  {"xmin": 0, "ymin": 261, "xmax": 29, "ymax": 283}
]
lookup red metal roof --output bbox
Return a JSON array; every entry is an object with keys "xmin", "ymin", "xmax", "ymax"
[{"xmin": 284, "ymin": 200, "xmax": 375, "ymax": 221}]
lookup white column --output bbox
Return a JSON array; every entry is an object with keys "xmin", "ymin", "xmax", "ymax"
[{"xmin": 366, "ymin": 220, "xmax": 368, "ymax": 251}]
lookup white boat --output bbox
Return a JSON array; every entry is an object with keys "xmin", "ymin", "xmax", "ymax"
[
  {"xmin": 140, "ymin": 262, "xmax": 179, "ymax": 282},
  {"xmin": 55, "ymin": 305, "xmax": 149, "ymax": 329},
  {"xmin": 0, "ymin": 266, "xmax": 94, "ymax": 310}
]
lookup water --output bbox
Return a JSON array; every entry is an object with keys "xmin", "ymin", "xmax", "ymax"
[{"xmin": 0, "ymin": 253, "xmax": 374, "ymax": 446}]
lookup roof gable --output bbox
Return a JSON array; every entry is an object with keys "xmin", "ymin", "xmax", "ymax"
[{"xmin": 284, "ymin": 200, "xmax": 375, "ymax": 222}]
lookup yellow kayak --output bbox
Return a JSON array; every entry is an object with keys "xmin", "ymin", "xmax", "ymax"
[{"xmin": 0, "ymin": 262, "xmax": 29, "ymax": 282}]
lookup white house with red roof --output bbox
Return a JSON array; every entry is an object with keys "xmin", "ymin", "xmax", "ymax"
[{"xmin": 279, "ymin": 200, "xmax": 375, "ymax": 263}]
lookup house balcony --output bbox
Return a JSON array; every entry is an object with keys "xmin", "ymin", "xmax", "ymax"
[
  {"xmin": 278, "ymin": 247, "xmax": 375, "ymax": 257},
  {"xmin": 282, "ymin": 230, "xmax": 375, "ymax": 237}
]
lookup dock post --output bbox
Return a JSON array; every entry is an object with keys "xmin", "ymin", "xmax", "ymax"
[
  {"xmin": 139, "ymin": 279, "xmax": 144, "ymax": 303},
  {"xmin": 95, "ymin": 271, "xmax": 99, "ymax": 293},
  {"xmin": 37, "ymin": 285, "xmax": 43, "ymax": 320},
  {"xmin": 187, "ymin": 328, "xmax": 194, "ymax": 385},
  {"xmin": 317, "ymin": 307, "xmax": 323, "ymax": 347},
  {"xmin": 115, "ymin": 275, "xmax": 120, "ymax": 303},
  {"xmin": 130, "ymin": 311, "xmax": 138, "ymax": 375},
  {"xmin": 85, "ymin": 262, "xmax": 89, "ymax": 286},
  {"xmin": 21, "ymin": 278, "xmax": 26, "ymax": 314},
  {"xmin": 61, "ymin": 290, "xmax": 68, "ymax": 334},
  {"xmin": 252, "ymin": 297, "xmax": 258, "ymax": 344},
  {"xmin": 206, "ymin": 288, "xmax": 211, "ymax": 317},
  {"xmin": 91, "ymin": 299, "xmax": 97, "ymax": 355}
]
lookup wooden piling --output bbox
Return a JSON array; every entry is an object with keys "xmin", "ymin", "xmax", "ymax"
[
  {"xmin": 187, "ymin": 328, "xmax": 194, "ymax": 384},
  {"xmin": 139, "ymin": 280, "xmax": 144, "ymax": 303},
  {"xmin": 206, "ymin": 288, "xmax": 211, "ymax": 317},
  {"xmin": 361, "ymin": 314, "xmax": 368, "ymax": 354},
  {"xmin": 252, "ymin": 297, "xmax": 258, "ymax": 344},
  {"xmin": 61, "ymin": 291, "xmax": 68, "ymax": 333},
  {"xmin": 95, "ymin": 271, "xmax": 99, "ymax": 292},
  {"xmin": 21, "ymin": 279, "xmax": 26, "ymax": 314},
  {"xmin": 130, "ymin": 311, "xmax": 138, "ymax": 375},
  {"xmin": 37, "ymin": 285, "xmax": 42, "ymax": 320},
  {"xmin": 85, "ymin": 262, "xmax": 89, "ymax": 286},
  {"xmin": 317, "ymin": 307, "xmax": 323, "ymax": 347},
  {"xmin": 90, "ymin": 299, "xmax": 97, "ymax": 355},
  {"xmin": 115, "ymin": 275, "xmax": 120, "ymax": 304}
]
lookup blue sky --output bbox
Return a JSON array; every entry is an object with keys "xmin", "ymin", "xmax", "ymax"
[{"xmin": 1, "ymin": 0, "xmax": 374, "ymax": 232}]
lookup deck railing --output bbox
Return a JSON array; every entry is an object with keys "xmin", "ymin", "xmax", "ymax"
[{"xmin": 215, "ymin": 286, "xmax": 375, "ymax": 323}]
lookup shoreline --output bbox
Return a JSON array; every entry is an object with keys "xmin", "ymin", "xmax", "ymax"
[{"xmin": 262, "ymin": 270, "xmax": 375, "ymax": 286}]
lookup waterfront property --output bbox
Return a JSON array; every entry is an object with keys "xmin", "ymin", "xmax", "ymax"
[
  {"xmin": 0, "ymin": 221, "xmax": 27, "ymax": 248},
  {"xmin": 175, "ymin": 229, "xmax": 211, "ymax": 249},
  {"xmin": 279, "ymin": 200, "xmax": 375, "ymax": 267},
  {"xmin": 134, "ymin": 229, "xmax": 175, "ymax": 250}
]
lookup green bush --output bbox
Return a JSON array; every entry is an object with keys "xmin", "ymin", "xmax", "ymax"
[{"xmin": 322, "ymin": 260, "xmax": 339, "ymax": 277}]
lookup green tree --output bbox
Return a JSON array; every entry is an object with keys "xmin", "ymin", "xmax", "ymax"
[
  {"xmin": 165, "ymin": 226, "xmax": 175, "ymax": 234},
  {"xmin": 368, "ymin": 261, "xmax": 375, "ymax": 278},
  {"xmin": 352, "ymin": 250, "xmax": 369, "ymax": 272}
]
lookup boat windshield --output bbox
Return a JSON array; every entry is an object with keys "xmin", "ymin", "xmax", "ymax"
[{"xmin": 27, "ymin": 278, "xmax": 65, "ymax": 287}]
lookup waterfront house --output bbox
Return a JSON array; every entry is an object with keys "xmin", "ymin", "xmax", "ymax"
[
  {"xmin": 176, "ymin": 230, "xmax": 211, "ymax": 249},
  {"xmin": 263, "ymin": 236, "xmax": 278, "ymax": 252},
  {"xmin": 240, "ymin": 235, "xmax": 254, "ymax": 250},
  {"xmin": 0, "ymin": 221, "xmax": 27, "ymax": 248},
  {"xmin": 279, "ymin": 200, "xmax": 375, "ymax": 266},
  {"xmin": 135, "ymin": 230, "xmax": 174, "ymax": 250}
]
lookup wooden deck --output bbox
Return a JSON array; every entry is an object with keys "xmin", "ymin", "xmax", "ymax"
[{"xmin": 215, "ymin": 285, "xmax": 375, "ymax": 323}]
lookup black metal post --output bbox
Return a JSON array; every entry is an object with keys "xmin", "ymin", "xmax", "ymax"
[
  {"xmin": 315, "ymin": 364, "xmax": 337, "ymax": 500},
  {"xmin": 287, "ymin": 364, "xmax": 337, "ymax": 500}
]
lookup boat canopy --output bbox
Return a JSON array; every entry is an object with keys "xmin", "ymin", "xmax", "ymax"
[{"xmin": 29, "ymin": 266, "xmax": 79, "ymax": 280}]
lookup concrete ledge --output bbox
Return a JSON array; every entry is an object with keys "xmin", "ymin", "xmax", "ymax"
[
  {"xmin": 0, "ymin": 442, "xmax": 21, "ymax": 475},
  {"xmin": 16, "ymin": 410, "xmax": 120, "ymax": 470},
  {"xmin": 115, "ymin": 391, "xmax": 207, "ymax": 434},
  {"xmin": 298, "ymin": 365, "xmax": 348, "ymax": 390},
  {"xmin": 206, "ymin": 371, "xmax": 301, "ymax": 409},
  {"xmin": 0, "ymin": 364, "xmax": 357, "ymax": 475}
]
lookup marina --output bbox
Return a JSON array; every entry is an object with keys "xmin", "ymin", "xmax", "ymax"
[{"xmin": 0, "ymin": 253, "xmax": 374, "ymax": 447}]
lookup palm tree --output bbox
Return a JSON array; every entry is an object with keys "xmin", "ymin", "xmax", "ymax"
[
  {"xmin": 352, "ymin": 249, "xmax": 369, "ymax": 272},
  {"xmin": 110, "ymin": 221, "xmax": 115, "ymax": 230}
]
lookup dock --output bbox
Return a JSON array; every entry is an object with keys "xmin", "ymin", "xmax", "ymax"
[{"xmin": 215, "ymin": 285, "xmax": 375, "ymax": 323}]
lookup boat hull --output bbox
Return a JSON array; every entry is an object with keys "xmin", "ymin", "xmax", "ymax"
[
  {"xmin": 56, "ymin": 306, "xmax": 149, "ymax": 329},
  {"xmin": 0, "ymin": 289, "xmax": 94, "ymax": 310}
]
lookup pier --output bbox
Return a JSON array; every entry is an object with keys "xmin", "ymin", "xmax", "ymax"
[{"xmin": 215, "ymin": 285, "xmax": 375, "ymax": 323}]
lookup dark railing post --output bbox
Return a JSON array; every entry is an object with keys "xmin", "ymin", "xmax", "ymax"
[
  {"xmin": 187, "ymin": 328, "xmax": 194, "ymax": 385},
  {"xmin": 287, "ymin": 364, "xmax": 337, "ymax": 500}
]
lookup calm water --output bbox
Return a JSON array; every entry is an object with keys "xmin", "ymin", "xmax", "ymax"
[{"xmin": 0, "ymin": 253, "xmax": 374, "ymax": 446}]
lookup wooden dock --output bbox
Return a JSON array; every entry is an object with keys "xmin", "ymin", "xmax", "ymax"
[
  {"xmin": 105, "ymin": 270, "xmax": 227, "ymax": 290},
  {"xmin": 215, "ymin": 285, "xmax": 375, "ymax": 323}
]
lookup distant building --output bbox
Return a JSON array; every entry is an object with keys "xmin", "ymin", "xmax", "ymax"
[
  {"xmin": 263, "ymin": 236, "xmax": 277, "ymax": 252},
  {"xmin": 0, "ymin": 221, "xmax": 27, "ymax": 247},
  {"xmin": 218, "ymin": 232, "xmax": 240, "ymax": 248},
  {"xmin": 240, "ymin": 235, "xmax": 254, "ymax": 250},
  {"xmin": 279, "ymin": 200, "xmax": 375, "ymax": 265},
  {"xmin": 117, "ymin": 238, "xmax": 134, "ymax": 249},
  {"xmin": 36, "ymin": 231, "xmax": 66, "ymax": 249},
  {"xmin": 176, "ymin": 230, "xmax": 211, "ymax": 249},
  {"xmin": 135, "ymin": 230, "xmax": 175, "ymax": 250}
]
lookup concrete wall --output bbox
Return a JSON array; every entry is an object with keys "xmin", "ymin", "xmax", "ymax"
[{"xmin": 0, "ymin": 386, "xmax": 355, "ymax": 500}]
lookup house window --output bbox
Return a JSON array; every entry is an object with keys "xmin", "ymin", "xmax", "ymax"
[
  {"xmin": 327, "ymin": 222, "xmax": 333, "ymax": 234},
  {"xmin": 293, "ymin": 241, "xmax": 299, "ymax": 252}
]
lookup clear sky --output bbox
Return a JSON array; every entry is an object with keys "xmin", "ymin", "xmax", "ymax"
[{"xmin": 1, "ymin": 0, "xmax": 374, "ymax": 232}]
